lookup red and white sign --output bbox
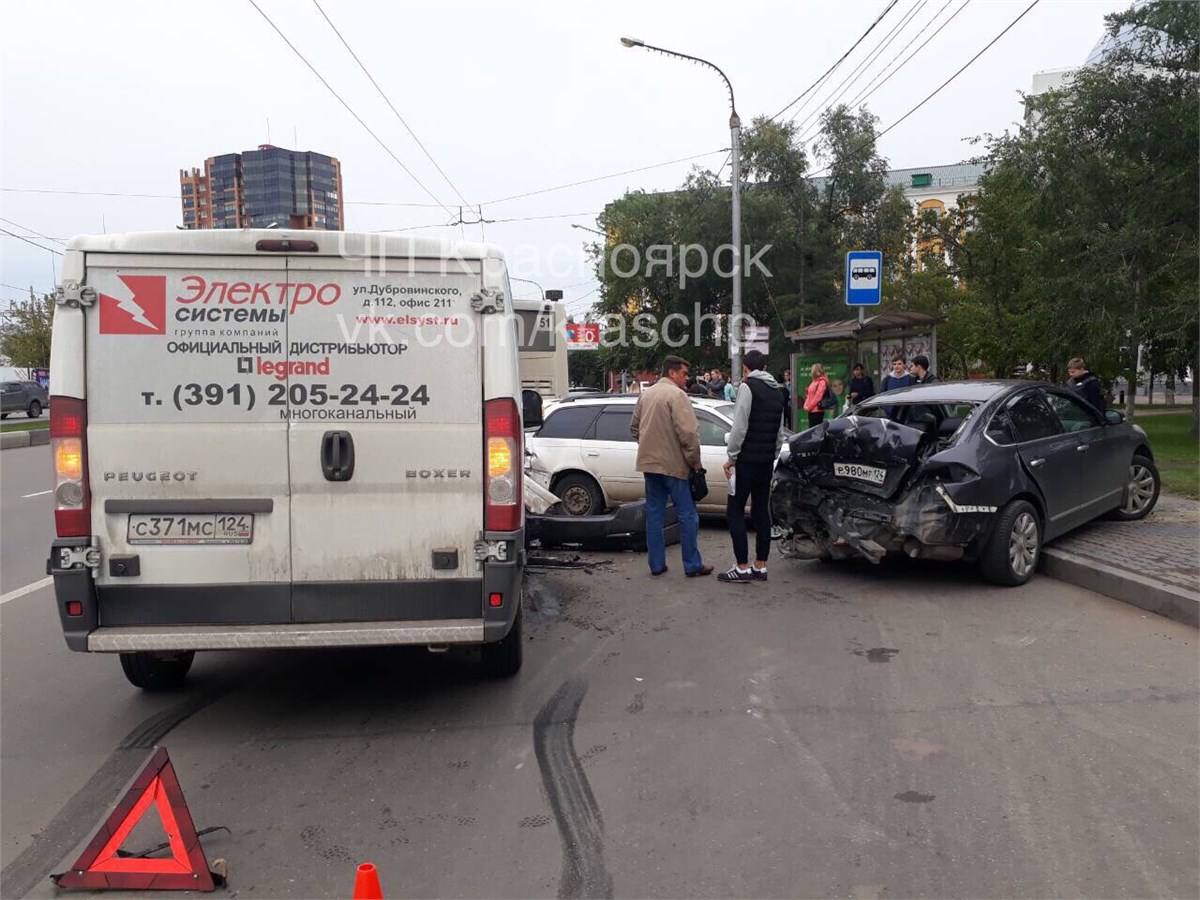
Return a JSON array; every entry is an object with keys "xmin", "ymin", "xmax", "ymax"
[
  {"xmin": 99, "ymin": 275, "xmax": 167, "ymax": 335},
  {"xmin": 565, "ymin": 322, "xmax": 600, "ymax": 351}
]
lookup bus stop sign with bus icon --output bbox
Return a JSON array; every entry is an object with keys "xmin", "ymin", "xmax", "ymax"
[{"xmin": 845, "ymin": 251, "xmax": 882, "ymax": 306}]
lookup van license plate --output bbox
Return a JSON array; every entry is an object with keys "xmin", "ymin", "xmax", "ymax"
[
  {"xmin": 833, "ymin": 463, "xmax": 887, "ymax": 486},
  {"xmin": 127, "ymin": 514, "xmax": 254, "ymax": 545}
]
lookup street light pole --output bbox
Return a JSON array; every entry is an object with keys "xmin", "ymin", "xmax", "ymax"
[{"xmin": 620, "ymin": 37, "xmax": 743, "ymax": 384}]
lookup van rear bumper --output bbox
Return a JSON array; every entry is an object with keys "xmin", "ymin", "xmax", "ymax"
[
  {"xmin": 86, "ymin": 620, "xmax": 485, "ymax": 652},
  {"xmin": 50, "ymin": 528, "xmax": 523, "ymax": 652}
]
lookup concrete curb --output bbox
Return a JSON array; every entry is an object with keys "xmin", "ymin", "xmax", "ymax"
[
  {"xmin": 0, "ymin": 429, "xmax": 49, "ymax": 450},
  {"xmin": 1041, "ymin": 546, "xmax": 1199, "ymax": 628}
]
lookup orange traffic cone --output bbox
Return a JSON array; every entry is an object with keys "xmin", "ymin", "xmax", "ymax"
[{"xmin": 353, "ymin": 862, "xmax": 384, "ymax": 900}]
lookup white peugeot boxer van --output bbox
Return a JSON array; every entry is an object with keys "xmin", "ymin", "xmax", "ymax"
[{"xmin": 47, "ymin": 231, "xmax": 538, "ymax": 688}]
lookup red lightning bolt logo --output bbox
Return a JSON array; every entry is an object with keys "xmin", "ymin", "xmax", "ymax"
[{"xmin": 99, "ymin": 275, "xmax": 166, "ymax": 335}]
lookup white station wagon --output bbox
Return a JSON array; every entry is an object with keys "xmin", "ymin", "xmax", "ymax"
[{"xmin": 525, "ymin": 395, "xmax": 756, "ymax": 516}]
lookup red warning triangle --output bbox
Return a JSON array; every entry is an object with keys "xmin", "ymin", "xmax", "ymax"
[{"xmin": 52, "ymin": 747, "xmax": 215, "ymax": 892}]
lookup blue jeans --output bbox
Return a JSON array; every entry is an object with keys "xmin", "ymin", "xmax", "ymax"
[{"xmin": 644, "ymin": 473, "xmax": 703, "ymax": 575}]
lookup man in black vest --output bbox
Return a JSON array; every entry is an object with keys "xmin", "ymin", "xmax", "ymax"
[{"xmin": 719, "ymin": 349, "xmax": 787, "ymax": 584}]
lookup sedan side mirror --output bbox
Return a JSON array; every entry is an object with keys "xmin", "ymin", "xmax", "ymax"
[
  {"xmin": 1105, "ymin": 410, "xmax": 1125, "ymax": 425},
  {"xmin": 522, "ymin": 389, "xmax": 544, "ymax": 429},
  {"xmin": 722, "ymin": 432, "xmax": 729, "ymax": 445}
]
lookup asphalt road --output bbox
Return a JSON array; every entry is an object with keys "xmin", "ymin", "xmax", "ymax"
[
  {"xmin": 1, "ymin": 461, "xmax": 1197, "ymax": 898},
  {"xmin": 1, "ymin": 445, "xmax": 54, "ymax": 593}
]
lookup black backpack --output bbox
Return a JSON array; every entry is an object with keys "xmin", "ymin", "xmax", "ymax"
[{"xmin": 818, "ymin": 381, "xmax": 837, "ymax": 410}]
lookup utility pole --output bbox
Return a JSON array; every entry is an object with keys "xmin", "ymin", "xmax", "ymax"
[{"xmin": 620, "ymin": 37, "xmax": 742, "ymax": 383}]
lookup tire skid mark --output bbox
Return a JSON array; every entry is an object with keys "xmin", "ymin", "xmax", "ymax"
[
  {"xmin": 0, "ymin": 683, "xmax": 232, "ymax": 900},
  {"xmin": 534, "ymin": 678, "xmax": 614, "ymax": 900}
]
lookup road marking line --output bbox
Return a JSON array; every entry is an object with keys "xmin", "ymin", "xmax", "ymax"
[
  {"xmin": 0, "ymin": 576, "xmax": 53, "ymax": 605},
  {"xmin": 21, "ymin": 490, "xmax": 52, "ymax": 498}
]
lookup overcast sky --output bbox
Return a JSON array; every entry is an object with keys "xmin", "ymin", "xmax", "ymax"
[{"xmin": 1, "ymin": 0, "xmax": 1118, "ymax": 316}]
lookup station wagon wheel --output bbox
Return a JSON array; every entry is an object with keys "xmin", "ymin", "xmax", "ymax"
[
  {"xmin": 553, "ymin": 473, "xmax": 604, "ymax": 517},
  {"xmin": 26, "ymin": 400, "xmax": 42, "ymax": 418},
  {"xmin": 980, "ymin": 499, "xmax": 1041, "ymax": 587},
  {"xmin": 1108, "ymin": 453, "xmax": 1160, "ymax": 522}
]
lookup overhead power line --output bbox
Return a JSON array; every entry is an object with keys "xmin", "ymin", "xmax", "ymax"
[
  {"xmin": 0, "ymin": 187, "xmax": 450, "ymax": 209},
  {"xmin": 0, "ymin": 282, "xmax": 42, "ymax": 294},
  {"xmin": 312, "ymin": 0, "xmax": 472, "ymax": 207},
  {"xmin": 369, "ymin": 210, "xmax": 602, "ymax": 234},
  {"xmin": 0, "ymin": 228, "xmax": 64, "ymax": 256},
  {"xmin": 809, "ymin": 0, "xmax": 1043, "ymax": 179},
  {"xmin": 874, "ymin": 0, "xmax": 1041, "ymax": 143},
  {"xmin": 0, "ymin": 216, "xmax": 68, "ymax": 245},
  {"xmin": 482, "ymin": 149, "xmax": 727, "ymax": 206},
  {"xmin": 768, "ymin": 0, "xmax": 901, "ymax": 122},
  {"xmin": 844, "ymin": 0, "xmax": 974, "ymax": 112},
  {"xmin": 793, "ymin": 0, "xmax": 932, "ymax": 136},
  {"xmin": 715, "ymin": 0, "xmax": 901, "ymax": 180},
  {"xmin": 0, "ymin": 187, "xmax": 176, "ymax": 200},
  {"xmin": 246, "ymin": 0, "xmax": 455, "ymax": 215}
]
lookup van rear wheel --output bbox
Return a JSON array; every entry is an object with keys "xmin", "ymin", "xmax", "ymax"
[
  {"xmin": 119, "ymin": 651, "xmax": 194, "ymax": 690},
  {"xmin": 481, "ymin": 608, "xmax": 523, "ymax": 679}
]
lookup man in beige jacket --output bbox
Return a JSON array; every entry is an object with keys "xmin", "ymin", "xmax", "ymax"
[{"xmin": 629, "ymin": 355, "xmax": 712, "ymax": 577}]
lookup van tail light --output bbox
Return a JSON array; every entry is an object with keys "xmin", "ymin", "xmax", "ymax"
[
  {"xmin": 484, "ymin": 398, "xmax": 521, "ymax": 533},
  {"xmin": 51, "ymin": 396, "xmax": 90, "ymax": 537}
]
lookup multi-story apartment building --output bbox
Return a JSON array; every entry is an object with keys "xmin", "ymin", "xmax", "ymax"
[{"xmin": 179, "ymin": 145, "xmax": 344, "ymax": 230}]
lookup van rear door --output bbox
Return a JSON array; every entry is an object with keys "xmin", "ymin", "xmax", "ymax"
[
  {"xmin": 283, "ymin": 255, "xmax": 485, "ymax": 622},
  {"xmin": 84, "ymin": 254, "xmax": 292, "ymax": 622}
]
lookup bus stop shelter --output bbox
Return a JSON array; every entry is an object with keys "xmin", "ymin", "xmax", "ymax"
[
  {"xmin": 786, "ymin": 310, "xmax": 946, "ymax": 382},
  {"xmin": 783, "ymin": 311, "xmax": 946, "ymax": 421}
]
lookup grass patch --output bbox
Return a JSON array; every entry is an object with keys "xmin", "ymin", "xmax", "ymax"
[
  {"xmin": 0, "ymin": 419, "xmax": 49, "ymax": 433},
  {"xmin": 1136, "ymin": 412, "xmax": 1199, "ymax": 498}
]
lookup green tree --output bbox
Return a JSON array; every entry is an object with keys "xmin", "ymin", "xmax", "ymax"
[
  {"xmin": 592, "ymin": 107, "xmax": 913, "ymax": 371},
  {"xmin": 0, "ymin": 292, "xmax": 54, "ymax": 369},
  {"xmin": 959, "ymin": 0, "xmax": 1199, "ymax": 428}
]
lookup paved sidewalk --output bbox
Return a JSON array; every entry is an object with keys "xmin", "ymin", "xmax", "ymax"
[{"xmin": 1041, "ymin": 493, "xmax": 1200, "ymax": 626}]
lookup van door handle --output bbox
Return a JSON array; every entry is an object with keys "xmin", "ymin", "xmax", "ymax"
[
  {"xmin": 1029, "ymin": 458, "xmax": 1046, "ymax": 468},
  {"xmin": 1075, "ymin": 444, "xmax": 1090, "ymax": 452},
  {"xmin": 321, "ymin": 431, "xmax": 355, "ymax": 481}
]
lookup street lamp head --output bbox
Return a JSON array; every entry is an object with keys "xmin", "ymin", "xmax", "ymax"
[{"xmin": 620, "ymin": 37, "xmax": 644, "ymax": 48}]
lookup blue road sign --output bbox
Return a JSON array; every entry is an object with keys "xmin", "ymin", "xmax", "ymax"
[{"xmin": 845, "ymin": 250, "xmax": 883, "ymax": 306}]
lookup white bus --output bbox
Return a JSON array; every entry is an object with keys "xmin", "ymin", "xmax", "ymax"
[{"xmin": 512, "ymin": 297, "xmax": 568, "ymax": 400}]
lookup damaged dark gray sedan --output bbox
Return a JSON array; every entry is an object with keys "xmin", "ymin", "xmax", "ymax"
[{"xmin": 770, "ymin": 381, "xmax": 1160, "ymax": 586}]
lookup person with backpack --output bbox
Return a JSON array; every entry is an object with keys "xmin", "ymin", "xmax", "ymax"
[
  {"xmin": 802, "ymin": 363, "xmax": 835, "ymax": 428},
  {"xmin": 1066, "ymin": 356, "xmax": 1106, "ymax": 411}
]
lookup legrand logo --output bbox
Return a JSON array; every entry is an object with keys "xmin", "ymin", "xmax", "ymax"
[
  {"xmin": 103, "ymin": 471, "xmax": 198, "ymax": 483},
  {"xmin": 406, "ymin": 469, "xmax": 472, "ymax": 480}
]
